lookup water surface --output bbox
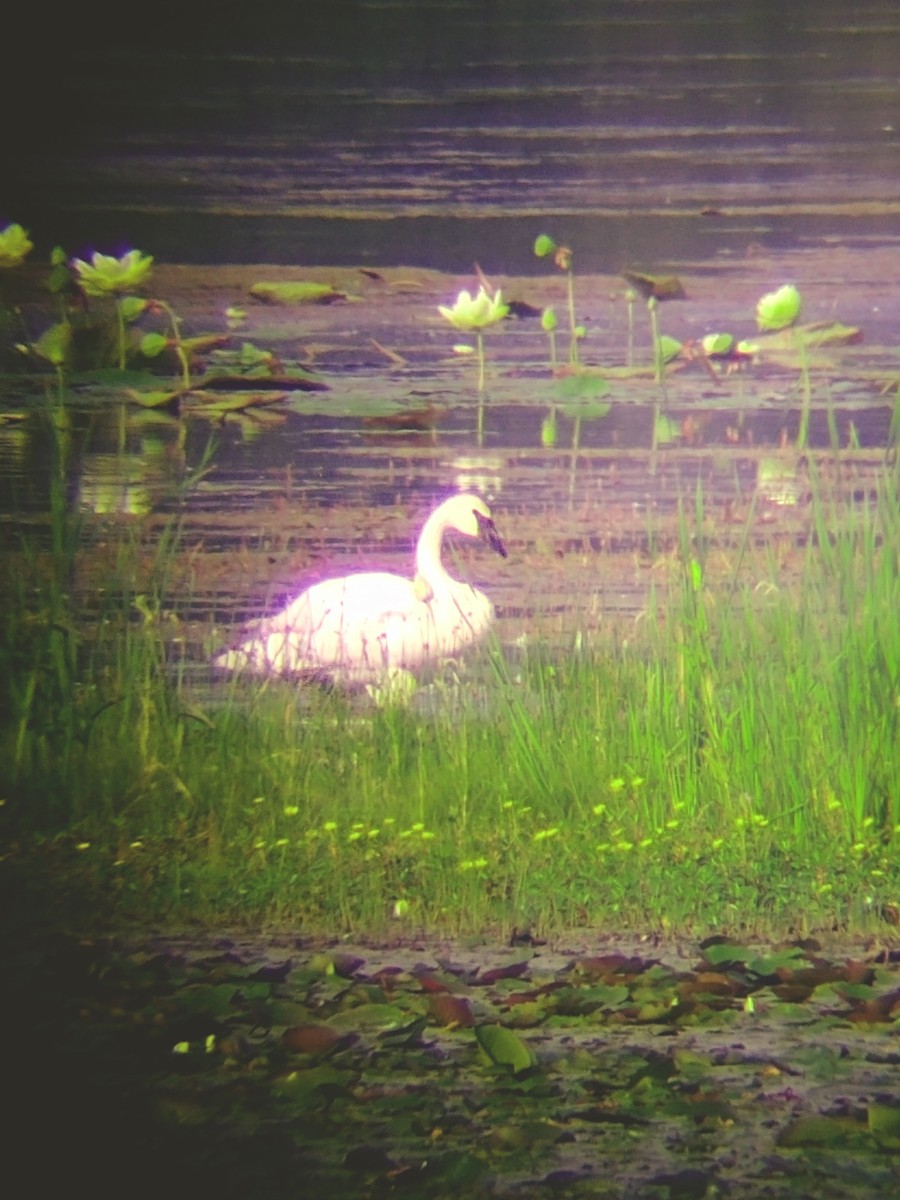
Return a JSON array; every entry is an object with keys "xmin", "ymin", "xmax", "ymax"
[{"xmin": 5, "ymin": 0, "xmax": 900, "ymax": 270}]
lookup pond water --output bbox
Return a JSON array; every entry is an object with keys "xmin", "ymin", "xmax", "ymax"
[
  {"xmin": 1, "ymin": 246, "xmax": 895, "ymax": 664},
  {"xmin": 6, "ymin": 0, "xmax": 900, "ymax": 271},
  {"xmin": 2, "ymin": 2, "xmax": 897, "ymax": 662}
]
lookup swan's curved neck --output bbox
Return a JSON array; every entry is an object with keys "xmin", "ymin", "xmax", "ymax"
[{"xmin": 415, "ymin": 511, "xmax": 454, "ymax": 589}]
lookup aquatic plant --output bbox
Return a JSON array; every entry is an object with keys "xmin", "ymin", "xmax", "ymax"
[
  {"xmin": 2, "ymin": 451, "xmax": 896, "ymax": 940},
  {"xmin": 756, "ymin": 283, "xmax": 802, "ymax": 332},
  {"xmin": 0, "ymin": 223, "xmax": 35, "ymax": 366},
  {"xmin": 31, "ymin": 319, "xmax": 73, "ymax": 400},
  {"xmin": 0, "ymin": 222, "xmax": 33, "ymax": 269},
  {"xmin": 533, "ymin": 234, "xmax": 583, "ymax": 365},
  {"xmin": 138, "ymin": 298, "xmax": 194, "ymax": 389},
  {"xmin": 438, "ymin": 285, "xmax": 509, "ymax": 391},
  {"xmin": 71, "ymin": 249, "xmax": 154, "ymax": 298},
  {"xmin": 755, "ymin": 283, "xmax": 811, "ymax": 447},
  {"xmin": 540, "ymin": 306, "xmax": 559, "ymax": 368},
  {"xmin": 214, "ymin": 494, "xmax": 507, "ymax": 683},
  {"xmin": 72, "ymin": 248, "xmax": 154, "ymax": 369}
]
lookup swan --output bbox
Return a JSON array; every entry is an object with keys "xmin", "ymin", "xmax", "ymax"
[{"xmin": 213, "ymin": 493, "xmax": 507, "ymax": 683}]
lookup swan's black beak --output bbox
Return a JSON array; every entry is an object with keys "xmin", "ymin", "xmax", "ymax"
[{"xmin": 474, "ymin": 509, "xmax": 508, "ymax": 559}]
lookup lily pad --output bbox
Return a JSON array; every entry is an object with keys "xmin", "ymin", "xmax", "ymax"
[
  {"xmin": 474, "ymin": 1022, "xmax": 537, "ymax": 1073},
  {"xmin": 249, "ymin": 281, "xmax": 347, "ymax": 305}
]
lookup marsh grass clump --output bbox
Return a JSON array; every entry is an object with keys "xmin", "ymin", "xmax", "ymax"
[{"xmin": 1, "ymin": 461, "xmax": 897, "ymax": 939}]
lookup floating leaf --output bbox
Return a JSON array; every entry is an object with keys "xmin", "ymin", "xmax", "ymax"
[
  {"xmin": 186, "ymin": 390, "xmax": 289, "ymax": 415},
  {"xmin": 282, "ymin": 1024, "xmax": 349, "ymax": 1054},
  {"xmin": 249, "ymin": 281, "xmax": 346, "ymax": 305},
  {"xmin": 124, "ymin": 388, "xmax": 182, "ymax": 411},
  {"xmin": 198, "ymin": 371, "xmax": 328, "ymax": 393},
  {"xmin": 553, "ymin": 372, "xmax": 611, "ymax": 418},
  {"xmin": 379, "ymin": 1015, "xmax": 429, "ymax": 1045},
  {"xmin": 477, "ymin": 960, "xmax": 531, "ymax": 986},
  {"xmin": 474, "ymin": 1023, "xmax": 537, "ymax": 1073},
  {"xmin": 429, "ymin": 993, "xmax": 475, "ymax": 1027},
  {"xmin": 271, "ymin": 1065, "xmax": 351, "ymax": 1108},
  {"xmin": 363, "ymin": 405, "xmax": 445, "ymax": 432},
  {"xmin": 777, "ymin": 1114, "xmax": 871, "ymax": 1150},
  {"xmin": 868, "ymin": 1102, "xmax": 900, "ymax": 1150},
  {"xmin": 506, "ymin": 298, "xmax": 542, "ymax": 319},
  {"xmin": 533, "ymin": 233, "xmax": 556, "ymax": 257},
  {"xmin": 622, "ymin": 271, "xmax": 687, "ymax": 300},
  {"xmin": 182, "ymin": 334, "xmax": 232, "ymax": 356}
]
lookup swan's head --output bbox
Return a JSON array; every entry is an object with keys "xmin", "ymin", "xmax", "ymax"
[{"xmin": 436, "ymin": 493, "xmax": 507, "ymax": 559}]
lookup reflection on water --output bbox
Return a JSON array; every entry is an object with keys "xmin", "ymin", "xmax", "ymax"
[{"xmin": 6, "ymin": 0, "xmax": 900, "ymax": 271}]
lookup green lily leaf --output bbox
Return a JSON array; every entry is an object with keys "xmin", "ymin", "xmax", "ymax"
[
  {"xmin": 249, "ymin": 281, "xmax": 346, "ymax": 305},
  {"xmin": 777, "ymin": 1114, "xmax": 872, "ymax": 1151},
  {"xmin": 550, "ymin": 373, "xmax": 611, "ymax": 419},
  {"xmin": 474, "ymin": 1023, "xmax": 537, "ymax": 1073},
  {"xmin": 125, "ymin": 388, "xmax": 182, "ymax": 411},
  {"xmin": 186, "ymin": 390, "xmax": 288, "ymax": 415},
  {"xmin": 271, "ymin": 1065, "xmax": 351, "ymax": 1109},
  {"xmin": 182, "ymin": 334, "xmax": 231, "ymax": 356},
  {"xmin": 869, "ymin": 1102, "xmax": 900, "ymax": 1150},
  {"xmin": 34, "ymin": 321, "xmax": 73, "ymax": 366}
]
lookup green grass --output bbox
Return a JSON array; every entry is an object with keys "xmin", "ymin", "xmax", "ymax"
[{"xmin": 1, "ymin": 456, "xmax": 898, "ymax": 941}]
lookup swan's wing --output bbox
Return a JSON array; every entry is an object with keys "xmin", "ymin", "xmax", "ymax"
[
  {"xmin": 219, "ymin": 573, "xmax": 418, "ymax": 675},
  {"xmin": 216, "ymin": 573, "xmax": 494, "ymax": 679}
]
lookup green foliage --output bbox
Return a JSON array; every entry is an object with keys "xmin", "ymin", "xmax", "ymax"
[
  {"xmin": 532, "ymin": 233, "xmax": 581, "ymax": 366},
  {"xmin": 1, "ymin": 464, "xmax": 897, "ymax": 940},
  {"xmin": 249, "ymin": 280, "xmax": 345, "ymax": 305},
  {"xmin": 756, "ymin": 283, "xmax": 802, "ymax": 332},
  {"xmin": 33, "ymin": 321, "xmax": 72, "ymax": 367},
  {"xmin": 0, "ymin": 222, "xmax": 34, "ymax": 269},
  {"xmin": 71, "ymin": 249, "xmax": 154, "ymax": 298},
  {"xmin": 8, "ymin": 928, "xmax": 898, "ymax": 1196}
]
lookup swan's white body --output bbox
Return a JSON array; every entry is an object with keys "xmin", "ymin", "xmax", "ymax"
[{"xmin": 214, "ymin": 494, "xmax": 507, "ymax": 683}]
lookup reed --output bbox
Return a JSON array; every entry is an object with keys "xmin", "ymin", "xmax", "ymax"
[{"xmin": 2, "ymin": 458, "xmax": 897, "ymax": 940}]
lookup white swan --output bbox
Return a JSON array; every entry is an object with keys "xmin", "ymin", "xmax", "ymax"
[{"xmin": 213, "ymin": 493, "xmax": 507, "ymax": 683}]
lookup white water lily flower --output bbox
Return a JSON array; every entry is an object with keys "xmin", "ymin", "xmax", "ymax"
[
  {"xmin": 0, "ymin": 222, "xmax": 33, "ymax": 269},
  {"xmin": 72, "ymin": 249, "xmax": 154, "ymax": 297},
  {"xmin": 438, "ymin": 286, "xmax": 509, "ymax": 331}
]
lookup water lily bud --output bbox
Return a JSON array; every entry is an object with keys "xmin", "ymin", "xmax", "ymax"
[{"xmin": 756, "ymin": 284, "xmax": 802, "ymax": 332}]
